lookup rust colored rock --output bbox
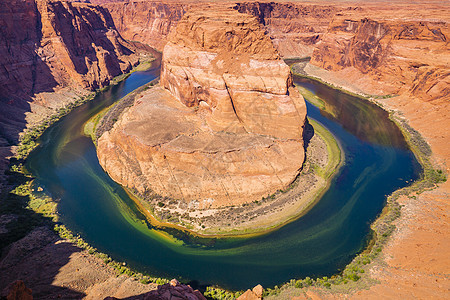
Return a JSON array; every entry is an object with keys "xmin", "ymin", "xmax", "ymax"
[
  {"xmin": 100, "ymin": 1, "xmax": 338, "ymax": 58},
  {"xmin": 0, "ymin": 0, "xmax": 140, "ymax": 101},
  {"xmin": 97, "ymin": 8, "xmax": 307, "ymax": 209},
  {"xmin": 135, "ymin": 282, "xmax": 206, "ymax": 300},
  {"xmin": 2, "ymin": 280, "xmax": 33, "ymax": 300},
  {"xmin": 103, "ymin": 1, "xmax": 187, "ymax": 51},
  {"xmin": 310, "ymin": 13, "xmax": 450, "ymax": 101},
  {"xmin": 161, "ymin": 8, "xmax": 306, "ymax": 139},
  {"xmin": 0, "ymin": 0, "xmax": 146, "ymax": 145},
  {"xmin": 35, "ymin": 0, "xmax": 140, "ymax": 91},
  {"xmin": 252, "ymin": 284, "xmax": 263, "ymax": 298},
  {"xmin": 234, "ymin": 2, "xmax": 337, "ymax": 58},
  {"xmin": 237, "ymin": 288, "xmax": 261, "ymax": 300}
]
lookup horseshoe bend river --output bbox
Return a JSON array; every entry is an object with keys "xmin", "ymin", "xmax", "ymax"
[{"xmin": 26, "ymin": 67, "xmax": 421, "ymax": 290}]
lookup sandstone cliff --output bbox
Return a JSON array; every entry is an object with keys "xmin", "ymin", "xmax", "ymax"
[
  {"xmin": 100, "ymin": 1, "xmax": 340, "ymax": 58},
  {"xmin": 97, "ymin": 8, "xmax": 307, "ymax": 209},
  {"xmin": 0, "ymin": 0, "xmax": 146, "ymax": 146},
  {"xmin": 310, "ymin": 11, "xmax": 450, "ymax": 101},
  {"xmin": 160, "ymin": 8, "xmax": 306, "ymax": 139},
  {"xmin": 103, "ymin": 1, "xmax": 187, "ymax": 51},
  {"xmin": 234, "ymin": 1, "xmax": 338, "ymax": 58}
]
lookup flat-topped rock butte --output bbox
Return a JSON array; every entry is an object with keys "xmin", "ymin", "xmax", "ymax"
[{"xmin": 97, "ymin": 8, "xmax": 307, "ymax": 208}]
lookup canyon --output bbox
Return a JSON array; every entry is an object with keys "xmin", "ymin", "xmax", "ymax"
[
  {"xmin": 0, "ymin": 0, "xmax": 449, "ymax": 299},
  {"xmin": 96, "ymin": 8, "xmax": 307, "ymax": 213},
  {"xmin": 100, "ymin": 0, "xmax": 340, "ymax": 57},
  {"xmin": 0, "ymin": 0, "xmax": 154, "ymax": 187},
  {"xmin": 309, "ymin": 8, "xmax": 450, "ymax": 102}
]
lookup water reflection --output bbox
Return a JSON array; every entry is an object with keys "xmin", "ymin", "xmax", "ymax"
[{"xmin": 294, "ymin": 76, "xmax": 408, "ymax": 149}]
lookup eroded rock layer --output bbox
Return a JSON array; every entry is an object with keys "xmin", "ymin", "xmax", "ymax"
[
  {"xmin": 101, "ymin": 1, "xmax": 339, "ymax": 57},
  {"xmin": 0, "ymin": 0, "xmax": 143, "ymax": 102},
  {"xmin": 0, "ymin": 0, "xmax": 147, "ymax": 144},
  {"xmin": 234, "ymin": 1, "xmax": 337, "ymax": 58},
  {"xmin": 97, "ymin": 8, "xmax": 307, "ymax": 208},
  {"xmin": 102, "ymin": 1, "xmax": 187, "ymax": 51},
  {"xmin": 310, "ymin": 12, "xmax": 450, "ymax": 101}
]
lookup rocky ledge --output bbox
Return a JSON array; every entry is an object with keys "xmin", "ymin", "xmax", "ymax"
[
  {"xmin": 97, "ymin": 8, "xmax": 307, "ymax": 211},
  {"xmin": 105, "ymin": 279, "xmax": 206, "ymax": 300}
]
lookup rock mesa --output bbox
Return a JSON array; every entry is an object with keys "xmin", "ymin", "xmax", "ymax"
[{"xmin": 97, "ymin": 8, "xmax": 307, "ymax": 208}]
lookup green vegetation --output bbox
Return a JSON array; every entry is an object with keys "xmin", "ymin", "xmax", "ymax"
[
  {"xmin": 16, "ymin": 94, "xmax": 95, "ymax": 160},
  {"xmin": 0, "ymin": 168, "xmax": 55, "ymax": 250},
  {"xmin": 86, "ymin": 78, "xmax": 159, "ymax": 143},
  {"xmin": 83, "ymin": 106, "xmax": 109, "ymax": 143},
  {"xmin": 309, "ymin": 119, "xmax": 342, "ymax": 179},
  {"xmin": 296, "ymin": 86, "xmax": 326, "ymax": 110},
  {"xmin": 54, "ymin": 223, "xmax": 170, "ymax": 284},
  {"xmin": 204, "ymin": 287, "xmax": 243, "ymax": 300}
]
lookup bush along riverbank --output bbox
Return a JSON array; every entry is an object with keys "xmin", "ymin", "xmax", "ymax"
[{"xmin": 84, "ymin": 78, "xmax": 160, "ymax": 145}]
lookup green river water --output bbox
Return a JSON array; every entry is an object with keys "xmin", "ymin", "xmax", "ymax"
[{"xmin": 26, "ymin": 68, "xmax": 420, "ymax": 290}]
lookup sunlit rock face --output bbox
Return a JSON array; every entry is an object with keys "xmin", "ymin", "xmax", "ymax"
[
  {"xmin": 160, "ymin": 8, "xmax": 307, "ymax": 139},
  {"xmin": 310, "ymin": 14, "xmax": 450, "ymax": 101},
  {"xmin": 97, "ymin": 8, "xmax": 307, "ymax": 208}
]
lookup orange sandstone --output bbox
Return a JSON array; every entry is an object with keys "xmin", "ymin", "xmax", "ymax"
[{"xmin": 97, "ymin": 8, "xmax": 307, "ymax": 208}]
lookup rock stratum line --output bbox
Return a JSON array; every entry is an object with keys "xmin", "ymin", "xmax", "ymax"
[{"xmin": 97, "ymin": 8, "xmax": 308, "ymax": 214}]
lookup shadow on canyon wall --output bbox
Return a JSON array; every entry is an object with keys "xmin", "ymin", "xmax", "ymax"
[
  {"xmin": 0, "ymin": 7, "xmax": 61, "ymax": 287},
  {"xmin": 0, "ymin": 0, "xmax": 58, "ymax": 147}
]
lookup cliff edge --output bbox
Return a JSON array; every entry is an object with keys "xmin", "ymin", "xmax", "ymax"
[{"xmin": 0, "ymin": 0, "xmax": 152, "ymax": 188}]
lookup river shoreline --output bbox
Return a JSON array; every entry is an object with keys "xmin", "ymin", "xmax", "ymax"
[
  {"xmin": 261, "ymin": 62, "xmax": 448, "ymax": 298},
  {"xmin": 1, "ymin": 58, "xmax": 444, "ymax": 299},
  {"xmin": 84, "ymin": 79, "xmax": 343, "ymax": 238}
]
